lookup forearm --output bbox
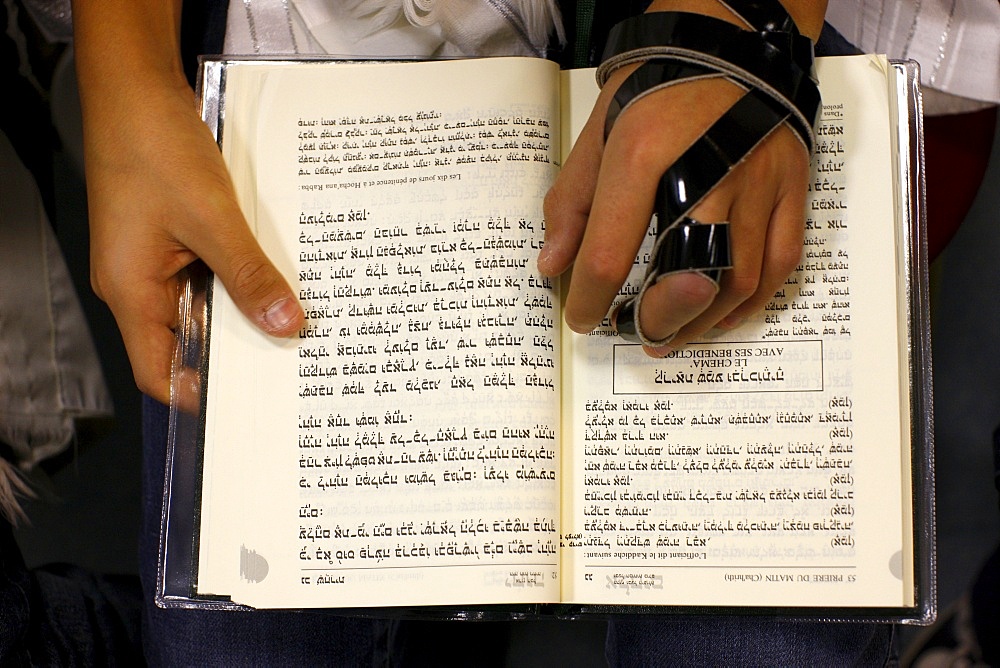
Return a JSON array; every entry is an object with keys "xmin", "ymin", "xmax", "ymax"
[
  {"xmin": 72, "ymin": 0, "xmax": 185, "ymax": 85},
  {"xmin": 72, "ymin": 0, "xmax": 190, "ymax": 161}
]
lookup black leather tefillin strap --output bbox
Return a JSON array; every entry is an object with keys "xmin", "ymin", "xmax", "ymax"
[{"xmin": 600, "ymin": 1, "xmax": 821, "ymax": 346}]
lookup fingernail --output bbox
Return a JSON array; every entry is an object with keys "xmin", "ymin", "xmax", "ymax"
[
  {"xmin": 264, "ymin": 297, "xmax": 299, "ymax": 332},
  {"xmin": 649, "ymin": 345, "xmax": 673, "ymax": 358}
]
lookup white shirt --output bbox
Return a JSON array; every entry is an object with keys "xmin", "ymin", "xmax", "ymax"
[
  {"xmin": 826, "ymin": 0, "xmax": 1000, "ymax": 112},
  {"xmin": 223, "ymin": 0, "xmax": 562, "ymax": 58}
]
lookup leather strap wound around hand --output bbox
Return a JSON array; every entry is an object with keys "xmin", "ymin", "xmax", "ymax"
[{"xmin": 601, "ymin": 2, "xmax": 821, "ymax": 347}]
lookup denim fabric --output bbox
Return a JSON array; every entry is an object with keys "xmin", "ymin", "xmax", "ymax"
[
  {"xmin": 1, "ymin": 519, "xmax": 33, "ymax": 665},
  {"xmin": 606, "ymin": 616, "xmax": 893, "ymax": 667},
  {"xmin": 0, "ymin": 521, "xmax": 143, "ymax": 666},
  {"xmin": 972, "ymin": 544, "xmax": 1000, "ymax": 665},
  {"xmin": 816, "ymin": 22, "xmax": 865, "ymax": 58}
]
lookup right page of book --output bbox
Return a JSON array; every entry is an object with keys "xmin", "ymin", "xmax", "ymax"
[{"xmin": 559, "ymin": 55, "xmax": 915, "ymax": 608}]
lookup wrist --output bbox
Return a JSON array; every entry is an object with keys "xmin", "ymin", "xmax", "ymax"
[{"xmin": 72, "ymin": 0, "xmax": 189, "ymax": 116}]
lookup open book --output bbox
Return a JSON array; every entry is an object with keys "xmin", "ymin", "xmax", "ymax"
[{"xmin": 161, "ymin": 54, "xmax": 933, "ymax": 621}]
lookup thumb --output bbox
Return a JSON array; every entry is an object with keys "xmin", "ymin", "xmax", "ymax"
[
  {"xmin": 200, "ymin": 226, "xmax": 304, "ymax": 337},
  {"xmin": 225, "ymin": 246, "xmax": 303, "ymax": 337}
]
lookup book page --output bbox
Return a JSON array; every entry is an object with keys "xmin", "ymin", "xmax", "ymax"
[
  {"xmin": 560, "ymin": 55, "xmax": 915, "ymax": 608},
  {"xmin": 198, "ymin": 58, "xmax": 564, "ymax": 608}
]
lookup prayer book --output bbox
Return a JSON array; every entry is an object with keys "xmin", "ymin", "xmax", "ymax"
[{"xmin": 160, "ymin": 54, "xmax": 933, "ymax": 622}]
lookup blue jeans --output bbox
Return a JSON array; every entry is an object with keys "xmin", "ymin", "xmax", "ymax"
[
  {"xmin": 606, "ymin": 617, "xmax": 892, "ymax": 667},
  {"xmin": 0, "ymin": 520, "xmax": 143, "ymax": 666}
]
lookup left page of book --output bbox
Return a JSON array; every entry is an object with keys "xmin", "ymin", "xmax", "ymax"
[{"xmin": 196, "ymin": 58, "xmax": 564, "ymax": 608}]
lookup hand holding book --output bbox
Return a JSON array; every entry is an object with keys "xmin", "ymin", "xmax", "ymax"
[{"xmin": 72, "ymin": 0, "xmax": 305, "ymax": 405}]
